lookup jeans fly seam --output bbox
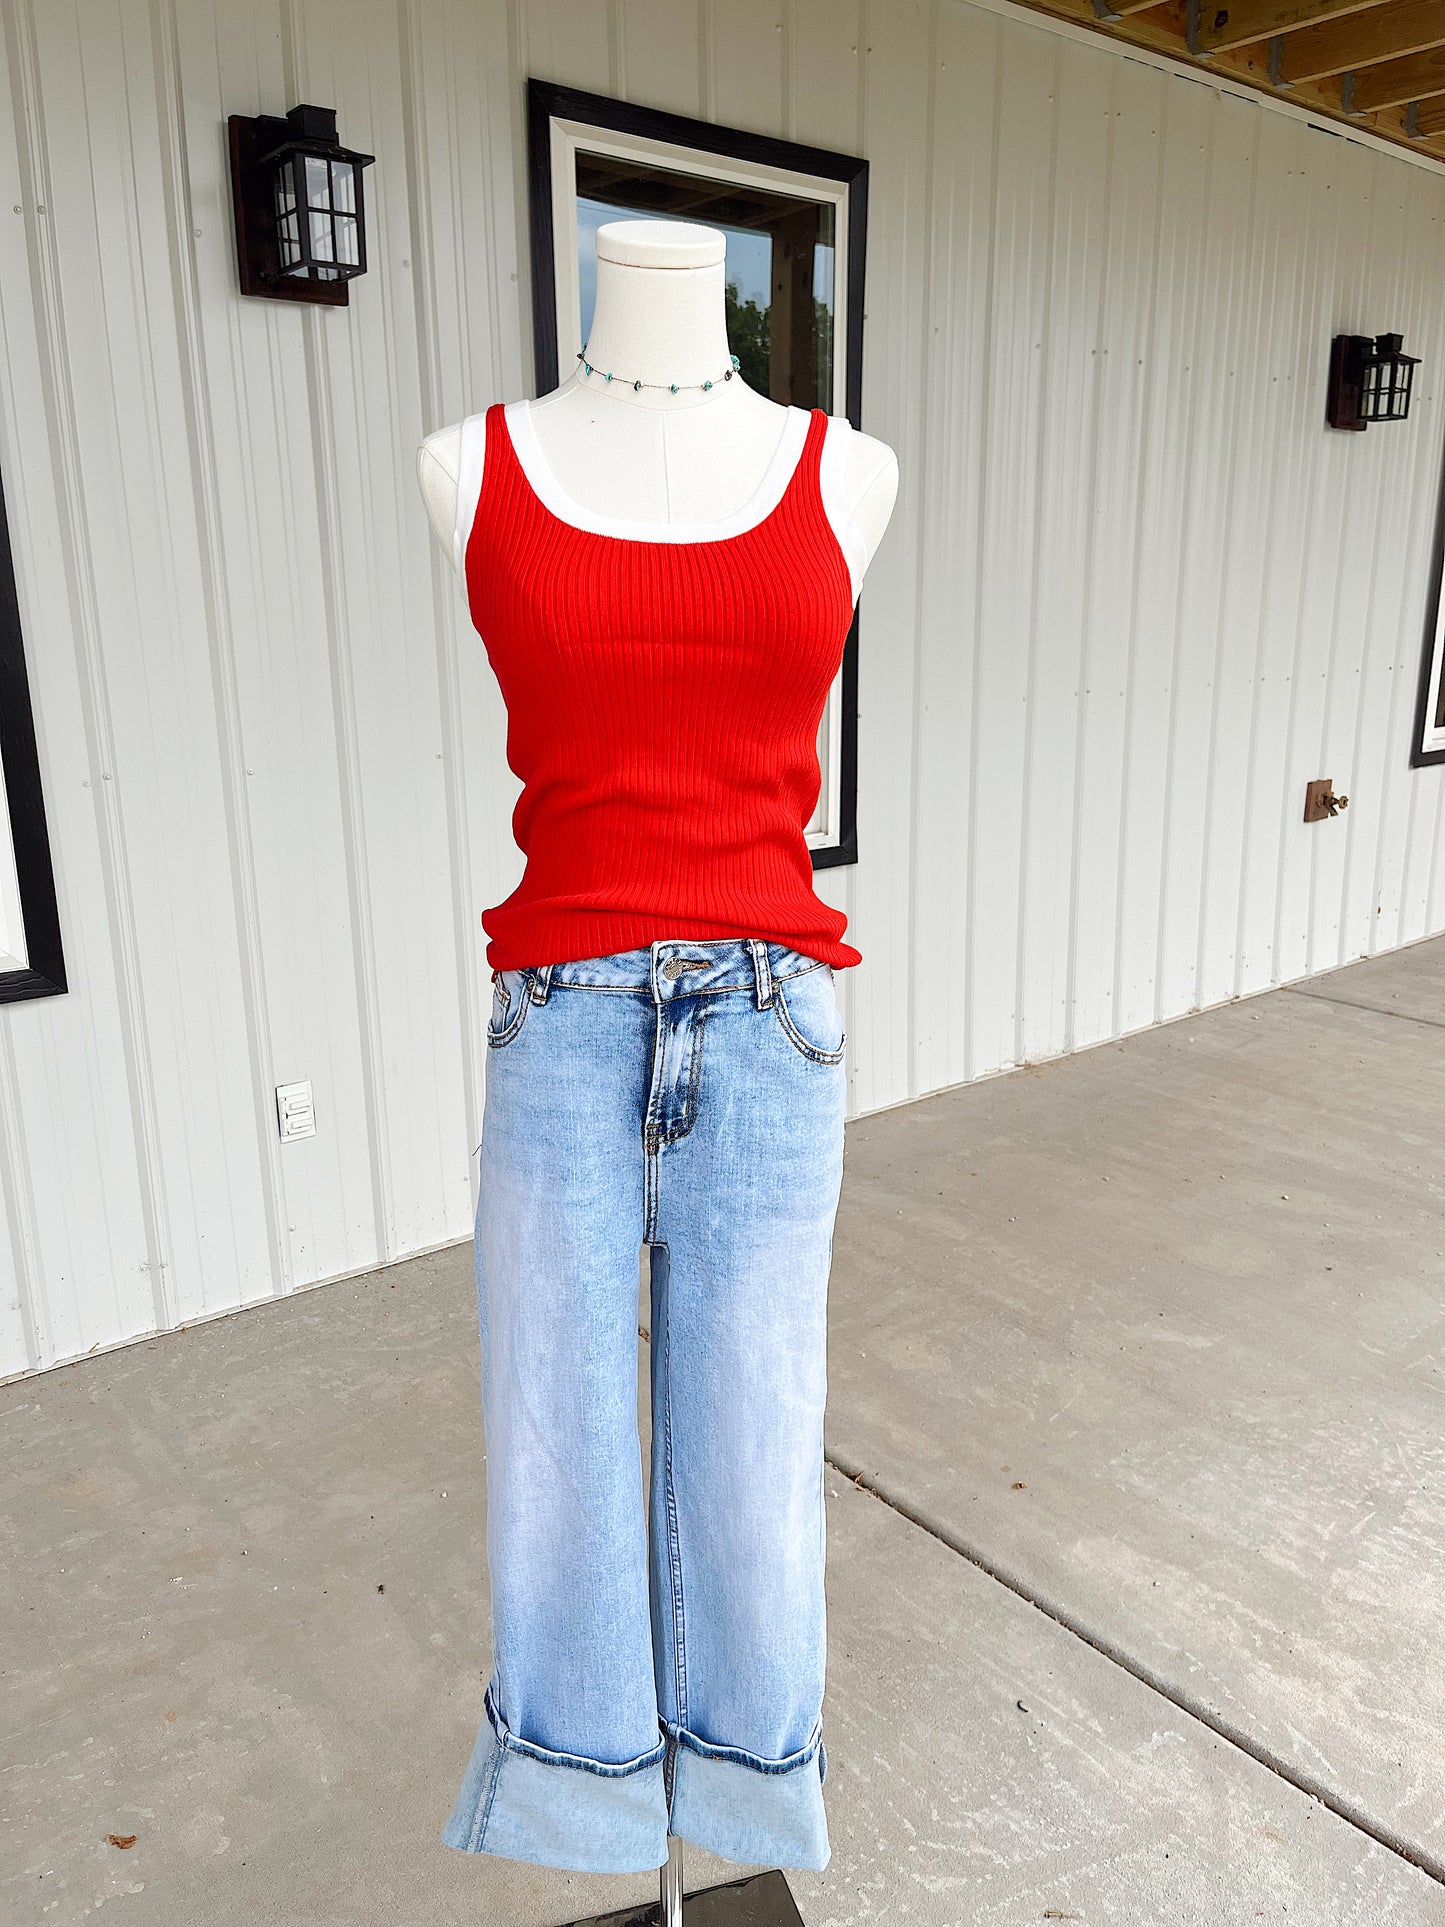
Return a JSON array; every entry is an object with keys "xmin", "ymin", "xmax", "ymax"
[
  {"xmin": 642, "ymin": 1001, "xmax": 667, "ymax": 1238},
  {"xmin": 655, "ymin": 998, "xmax": 709, "ymax": 1145}
]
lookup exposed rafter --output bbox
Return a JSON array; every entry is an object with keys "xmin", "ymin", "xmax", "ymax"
[
  {"xmin": 1279, "ymin": 0, "xmax": 1445, "ymax": 82},
  {"xmin": 1197, "ymin": 0, "xmax": 1382, "ymax": 54},
  {"xmin": 1348, "ymin": 41, "xmax": 1445, "ymax": 105},
  {"xmin": 1007, "ymin": 0, "xmax": 1445, "ymax": 165}
]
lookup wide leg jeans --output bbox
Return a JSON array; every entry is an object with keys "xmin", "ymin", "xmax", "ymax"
[{"xmin": 441, "ymin": 936, "xmax": 848, "ymax": 1874}]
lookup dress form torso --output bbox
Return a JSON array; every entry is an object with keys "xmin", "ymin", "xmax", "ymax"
[{"xmin": 417, "ymin": 219, "xmax": 898, "ymax": 577}]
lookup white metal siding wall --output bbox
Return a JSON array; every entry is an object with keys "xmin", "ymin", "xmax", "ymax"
[{"xmin": 1, "ymin": 0, "xmax": 1442, "ymax": 1378}]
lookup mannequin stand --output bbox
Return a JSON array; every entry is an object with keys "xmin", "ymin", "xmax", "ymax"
[{"xmin": 556, "ymin": 1836, "xmax": 805, "ymax": 1926}]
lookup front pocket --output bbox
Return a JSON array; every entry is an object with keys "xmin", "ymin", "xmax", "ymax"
[
  {"xmin": 486, "ymin": 966, "xmax": 532, "ymax": 1049},
  {"xmin": 772, "ymin": 964, "xmax": 847, "ymax": 1064}
]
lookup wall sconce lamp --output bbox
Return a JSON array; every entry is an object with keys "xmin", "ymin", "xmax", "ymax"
[
  {"xmin": 228, "ymin": 104, "xmax": 375, "ymax": 306},
  {"xmin": 1326, "ymin": 331, "xmax": 1421, "ymax": 431}
]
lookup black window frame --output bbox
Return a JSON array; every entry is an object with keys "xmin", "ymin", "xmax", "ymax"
[
  {"xmin": 523, "ymin": 76, "xmax": 867, "ymax": 871},
  {"xmin": 0, "ymin": 464, "xmax": 66, "ymax": 1003},
  {"xmin": 1412, "ymin": 423, "xmax": 1445, "ymax": 769}
]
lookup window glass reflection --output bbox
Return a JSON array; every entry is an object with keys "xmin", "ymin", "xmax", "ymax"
[{"xmin": 573, "ymin": 157, "xmax": 835, "ymax": 410}]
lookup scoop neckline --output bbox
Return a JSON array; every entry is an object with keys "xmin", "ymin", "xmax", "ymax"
[{"xmin": 501, "ymin": 398, "xmax": 813, "ymax": 543}]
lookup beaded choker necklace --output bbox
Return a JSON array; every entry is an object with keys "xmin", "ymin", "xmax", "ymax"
[{"xmin": 576, "ymin": 346, "xmax": 743, "ymax": 394}]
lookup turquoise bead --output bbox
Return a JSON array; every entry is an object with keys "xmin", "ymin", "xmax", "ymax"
[
  {"xmin": 703, "ymin": 379, "xmax": 712, "ymax": 390},
  {"xmin": 670, "ymin": 383, "xmax": 678, "ymax": 393}
]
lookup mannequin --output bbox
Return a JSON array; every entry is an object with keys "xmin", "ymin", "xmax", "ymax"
[
  {"xmin": 418, "ymin": 220, "xmax": 898, "ymax": 581},
  {"xmin": 416, "ymin": 218, "xmax": 893, "ymax": 1919}
]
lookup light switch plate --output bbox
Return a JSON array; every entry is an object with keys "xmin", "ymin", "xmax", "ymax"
[{"xmin": 276, "ymin": 1080, "xmax": 316, "ymax": 1141}]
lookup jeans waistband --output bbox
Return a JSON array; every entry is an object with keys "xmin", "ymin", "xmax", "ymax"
[{"xmin": 517, "ymin": 939, "xmax": 829, "ymax": 1010}]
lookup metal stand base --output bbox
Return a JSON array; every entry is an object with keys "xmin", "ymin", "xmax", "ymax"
[{"xmin": 556, "ymin": 1838, "xmax": 805, "ymax": 1927}]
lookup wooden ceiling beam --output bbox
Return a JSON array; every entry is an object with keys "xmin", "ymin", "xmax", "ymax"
[
  {"xmin": 1415, "ymin": 88, "xmax": 1445, "ymax": 119},
  {"xmin": 1197, "ymin": 0, "xmax": 1388, "ymax": 53},
  {"xmin": 1348, "ymin": 40, "xmax": 1445, "ymax": 99},
  {"xmin": 1005, "ymin": 0, "xmax": 1443, "ymax": 166},
  {"xmin": 1277, "ymin": 0, "xmax": 1445, "ymax": 79}
]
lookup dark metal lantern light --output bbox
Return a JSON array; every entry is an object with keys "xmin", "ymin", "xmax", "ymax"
[
  {"xmin": 228, "ymin": 104, "xmax": 375, "ymax": 306},
  {"xmin": 1326, "ymin": 331, "xmax": 1421, "ymax": 431}
]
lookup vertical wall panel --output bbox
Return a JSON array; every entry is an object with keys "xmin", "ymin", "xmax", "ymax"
[
  {"xmin": 911, "ymin": 0, "xmax": 999, "ymax": 1090},
  {"xmin": 1194, "ymin": 103, "xmax": 1290, "ymax": 1012},
  {"xmin": 1017, "ymin": 37, "xmax": 1117, "ymax": 1063},
  {"xmin": 709, "ymin": 0, "xmax": 786, "ymax": 133},
  {"xmin": 2, "ymin": 0, "xmax": 1444, "ymax": 1376},
  {"xmin": 1112, "ymin": 71, "xmax": 1213, "ymax": 1033},
  {"xmin": 790, "ymin": 0, "xmax": 864, "ymax": 155},
  {"xmin": 844, "ymin": 0, "xmax": 933, "ymax": 1112},
  {"xmin": 520, "ymin": 0, "xmax": 615, "ymax": 95},
  {"xmin": 616, "ymin": 0, "xmax": 705, "ymax": 115},
  {"xmin": 1228, "ymin": 111, "xmax": 1326, "ymax": 1000},
  {"xmin": 967, "ymin": 23, "xmax": 1057, "ymax": 1078},
  {"xmin": 1093, "ymin": 68, "xmax": 1168, "ymax": 1040}
]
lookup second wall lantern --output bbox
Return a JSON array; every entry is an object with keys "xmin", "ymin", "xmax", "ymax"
[
  {"xmin": 228, "ymin": 104, "xmax": 375, "ymax": 306},
  {"xmin": 1326, "ymin": 331, "xmax": 1421, "ymax": 431}
]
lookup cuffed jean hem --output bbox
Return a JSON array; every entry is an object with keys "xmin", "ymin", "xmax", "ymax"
[
  {"xmin": 663, "ymin": 1718, "xmax": 832, "ymax": 1872},
  {"xmin": 440, "ymin": 1684, "xmax": 670, "ymax": 1873}
]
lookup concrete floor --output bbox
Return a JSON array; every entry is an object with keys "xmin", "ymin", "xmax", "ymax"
[{"xmin": 4, "ymin": 941, "xmax": 1443, "ymax": 1926}]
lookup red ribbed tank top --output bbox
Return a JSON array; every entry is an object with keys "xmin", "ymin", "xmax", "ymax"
[{"xmin": 461, "ymin": 399, "xmax": 863, "ymax": 973}]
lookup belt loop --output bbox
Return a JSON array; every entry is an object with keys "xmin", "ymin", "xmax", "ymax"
[
  {"xmin": 531, "ymin": 963, "xmax": 555, "ymax": 1004},
  {"xmin": 748, "ymin": 938, "xmax": 774, "ymax": 1009}
]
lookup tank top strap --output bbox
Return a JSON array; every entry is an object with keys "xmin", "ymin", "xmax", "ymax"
[
  {"xmin": 788, "ymin": 405, "xmax": 843, "ymax": 549},
  {"xmin": 471, "ymin": 399, "xmax": 530, "ymax": 542}
]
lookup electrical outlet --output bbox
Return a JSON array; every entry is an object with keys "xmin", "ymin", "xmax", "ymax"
[{"xmin": 276, "ymin": 1080, "xmax": 316, "ymax": 1141}]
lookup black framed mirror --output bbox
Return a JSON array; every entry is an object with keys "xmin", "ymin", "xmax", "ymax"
[
  {"xmin": 524, "ymin": 77, "xmax": 868, "ymax": 869},
  {"xmin": 1412, "ymin": 425, "xmax": 1445, "ymax": 769},
  {"xmin": 0, "ymin": 465, "xmax": 66, "ymax": 1003}
]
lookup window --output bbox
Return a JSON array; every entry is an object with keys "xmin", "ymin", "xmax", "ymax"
[
  {"xmin": 0, "ymin": 464, "xmax": 66, "ymax": 1002},
  {"xmin": 1416, "ymin": 433, "xmax": 1445, "ymax": 766},
  {"xmin": 525, "ymin": 79, "xmax": 868, "ymax": 866}
]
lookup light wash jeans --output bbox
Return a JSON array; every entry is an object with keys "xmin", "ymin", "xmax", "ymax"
[{"xmin": 441, "ymin": 937, "xmax": 848, "ymax": 1875}]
